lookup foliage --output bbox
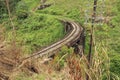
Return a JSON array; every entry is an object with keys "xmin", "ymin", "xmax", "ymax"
[
  {"xmin": 110, "ymin": 55, "xmax": 120, "ymax": 78},
  {"xmin": 15, "ymin": 0, "xmax": 40, "ymax": 19},
  {"xmin": 107, "ymin": 1, "xmax": 120, "ymax": 77},
  {"xmin": 0, "ymin": 0, "xmax": 7, "ymax": 18},
  {"xmin": 0, "ymin": 0, "xmax": 21, "ymax": 15},
  {"xmin": 53, "ymin": 46, "xmax": 73, "ymax": 70},
  {"xmin": 17, "ymin": 0, "xmax": 40, "ymax": 11},
  {"xmin": 16, "ymin": 1, "xmax": 29, "ymax": 19}
]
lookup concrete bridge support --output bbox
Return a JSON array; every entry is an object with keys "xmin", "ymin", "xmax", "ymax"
[
  {"xmin": 64, "ymin": 22, "xmax": 85, "ymax": 56},
  {"xmin": 73, "ymin": 29, "xmax": 85, "ymax": 56},
  {"xmin": 64, "ymin": 22, "xmax": 72, "ymax": 33}
]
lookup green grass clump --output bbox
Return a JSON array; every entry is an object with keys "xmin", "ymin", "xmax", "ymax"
[
  {"xmin": 16, "ymin": 0, "xmax": 40, "ymax": 11},
  {"xmin": 110, "ymin": 55, "xmax": 120, "ymax": 78}
]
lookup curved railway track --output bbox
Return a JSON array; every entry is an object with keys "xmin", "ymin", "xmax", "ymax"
[{"xmin": 23, "ymin": 21, "xmax": 83, "ymax": 61}]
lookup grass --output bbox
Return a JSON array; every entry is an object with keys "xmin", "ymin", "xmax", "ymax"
[
  {"xmin": 16, "ymin": 0, "xmax": 40, "ymax": 11},
  {"xmin": 94, "ymin": 0, "xmax": 120, "ymax": 77}
]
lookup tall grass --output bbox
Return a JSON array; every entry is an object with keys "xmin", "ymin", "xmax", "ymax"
[
  {"xmin": 0, "ymin": 25, "xmax": 22, "ymax": 80},
  {"xmin": 67, "ymin": 43, "xmax": 118, "ymax": 80}
]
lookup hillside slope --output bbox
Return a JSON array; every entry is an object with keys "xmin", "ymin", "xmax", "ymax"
[{"xmin": 0, "ymin": 0, "xmax": 120, "ymax": 79}]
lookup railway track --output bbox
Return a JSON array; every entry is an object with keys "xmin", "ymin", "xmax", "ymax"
[{"xmin": 23, "ymin": 21, "xmax": 83, "ymax": 61}]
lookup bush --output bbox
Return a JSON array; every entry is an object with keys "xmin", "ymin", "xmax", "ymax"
[
  {"xmin": 53, "ymin": 46, "xmax": 73, "ymax": 70},
  {"xmin": 16, "ymin": 1, "xmax": 29, "ymax": 19},
  {"xmin": 110, "ymin": 55, "xmax": 120, "ymax": 78},
  {"xmin": 17, "ymin": 10, "xmax": 28, "ymax": 19}
]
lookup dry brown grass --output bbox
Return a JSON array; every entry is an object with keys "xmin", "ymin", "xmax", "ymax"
[
  {"xmin": 67, "ymin": 54, "xmax": 82, "ymax": 80},
  {"xmin": 0, "ymin": 24, "xmax": 22, "ymax": 80}
]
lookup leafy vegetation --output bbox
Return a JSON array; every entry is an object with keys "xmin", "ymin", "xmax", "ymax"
[{"xmin": 108, "ymin": 1, "xmax": 120, "ymax": 77}]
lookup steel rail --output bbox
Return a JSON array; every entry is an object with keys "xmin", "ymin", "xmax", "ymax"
[{"xmin": 23, "ymin": 21, "xmax": 83, "ymax": 60}]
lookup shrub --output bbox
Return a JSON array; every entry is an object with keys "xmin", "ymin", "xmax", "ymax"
[
  {"xmin": 110, "ymin": 55, "xmax": 120, "ymax": 78},
  {"xmin": 53, "ymin": 46, "xmax": 73, "ymax": 70},
  {"xmin": 16, "ymin": 1, "xmax": 29, "ymax": 19}
]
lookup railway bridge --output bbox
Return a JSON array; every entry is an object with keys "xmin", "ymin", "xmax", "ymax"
[{"xmin": 23, "ymin": 20, "xmax": 85, "ymax": 61}]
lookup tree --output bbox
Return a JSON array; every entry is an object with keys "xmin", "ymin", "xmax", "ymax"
[
  {"xmin": 0, "ymin": 0, "xmax": 21, "ymax": 21},
  {"xmin": 0, "ymin": 0, "xmax": 7, "ymax": 17}
]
